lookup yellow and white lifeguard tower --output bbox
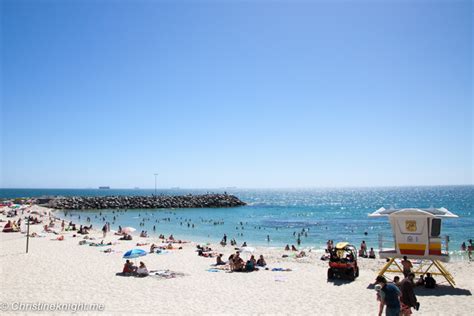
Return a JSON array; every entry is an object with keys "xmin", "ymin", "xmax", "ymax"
[{"xmin": 369, "ymin": 207, "xmax": 458, "ymax": 286}]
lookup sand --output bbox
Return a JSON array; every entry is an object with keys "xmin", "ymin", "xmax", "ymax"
[{"xmin": 0, "ymin": 205, "xmax": 472, "ymax": 315}]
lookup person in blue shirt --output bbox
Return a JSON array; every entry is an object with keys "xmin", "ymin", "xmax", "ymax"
[{"xmin": 375, "ymin": 275, "xmax": 401, "ymax": 316}]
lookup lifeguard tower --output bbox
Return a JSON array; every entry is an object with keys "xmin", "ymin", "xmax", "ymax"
[{"xmin": 369, "ymin": 207, "xmax": 458, "ymax": 287}]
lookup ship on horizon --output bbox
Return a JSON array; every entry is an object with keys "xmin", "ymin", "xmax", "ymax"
[{"xmin": 98, "ymin": 186, "xmax": 110, "ymax": 190}]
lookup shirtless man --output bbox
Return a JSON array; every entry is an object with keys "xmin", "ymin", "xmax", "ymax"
[{"xmin": 401, "ymin": 256, "xmax": 413, "ymax": 278}]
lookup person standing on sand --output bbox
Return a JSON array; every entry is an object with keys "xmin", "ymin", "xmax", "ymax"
[
  {"xmin": 468, "ymin": 239, "xmax": 473, "ymax": 260},
  {"xmin": 375, "ymin": 275, "xmax": 401, "ymax": 316},
  {"xmin": 102, "ymin": 224, "xmax": 107, "ymax": 238},
  {"xmin": 360, "ymin": 240, "xmax": 367, "ymax": 257},
  {"xmin": 401, "ymin": 256, "xmax": 413, "ymax": 278},
  {"xmin": 400, "ymin": 273, "xmax": 419, "ymax": 315}
]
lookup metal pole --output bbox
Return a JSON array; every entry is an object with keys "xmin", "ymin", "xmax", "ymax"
[{"xmin": 26, "ymin": 218, "xmax": 30, "ymax": 253}]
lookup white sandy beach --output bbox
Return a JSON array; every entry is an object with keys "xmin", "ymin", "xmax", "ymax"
[{"xmin": 0, "ymin": 206, "xmax": 473, "ymax": 315}]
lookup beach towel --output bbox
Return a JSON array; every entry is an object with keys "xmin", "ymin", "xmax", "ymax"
[
  {"xmin": 271, "ymin": 268, "xmax": 292, "ymax": 272},
  {"xmin": 149, "ymin": 270, "xmax": 186, "ymax": 279},
  {"xmin": 207, "ymin": 268, "xmax": 221, "ymax": 272},
  {"xmin": 274, "ymin": 276, "xmax": 287, "ymax": 282}
]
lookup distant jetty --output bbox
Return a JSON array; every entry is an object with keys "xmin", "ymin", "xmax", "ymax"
[{"xmin": 47, "ymin": 194, "xmax": 246, "ymax": 210}]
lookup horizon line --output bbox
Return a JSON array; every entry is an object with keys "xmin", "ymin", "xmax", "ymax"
[{"xmin": 1, "ymin": 184, "xmax": 473, "ymax": 190}]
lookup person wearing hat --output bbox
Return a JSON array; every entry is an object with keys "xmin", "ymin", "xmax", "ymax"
[{"xmin": 375, "ymin": 275, "xmax": 401, "ymax": 316}]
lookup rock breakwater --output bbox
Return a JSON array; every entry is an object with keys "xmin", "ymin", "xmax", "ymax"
[{"xmin": 48, "ymin": 194, "xmax": 246, "ymax": 210}]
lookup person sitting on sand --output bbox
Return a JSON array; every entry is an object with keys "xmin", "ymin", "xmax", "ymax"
[
  {"xmin": 167, "ymin": 243, "xmax": 173, "ymax": 250},
  {"xmin": 137, "ymin": 261, "xmax": 149, "ymax": 277},
  {"xmin": 368, "ymin": 248, "xmax": 376, "ymax": 259},
  {"xmin": 256, "ymin": 255, "xmax": 267, "ymax": 267},
  {"xmin": 291, "ymin": 245, "xmax": 298, "ymax": 251},
  {"xmin": 424, "ymin": 273, "xmax": 436, "ymax": 289},
  {"xmin": 119, "ymin": 234, "xmax": 132, "ymax": 241},
  {"xmin": 168, "ymin": 234, "xmax": 175, "ymax": 241},
  {"xmin": 242, "ymin": 241, "xmax": 247, "ymax": 247},
  {"xmin": 285, "ymin": 244, "xmax": 290, "ymax": 251},
  {"xmin": 216, "ymin": 254, "xmax": 226, "ymax": 265},
  {"xmin": 245, "ymin": 258, "xmax": 256, "ymax": 272},
  {"xmin": 150, "ymin": 243, "xmax": 158, "ymax": 253},
  {"xmin": 43, "ymin": 224, "xmax": 53, "ymax": 233},
  {"xmin": 296, "ymin": 251, "xmax": 306, "ymax": 258},
  {"xmin": 77, "ymin": 225, "xmax": 87, "ymax": 235},
  {"xmin": 233, "ymin": 253, "xmax": 244, "ymax": 272},
  {"xmin": 2, "ymin": 220, "xmax": 15, "ymax": 233},
  {"xmin": 123, "ymin": 260, "xmax": 136, "ymax": 274},
  {"xmin": 249, "ymin": 255, "xmax": 257, "ymax": 266},
  {"xmin": 415, "ymin": 274, "xmax": 425, "ymax": 287}
]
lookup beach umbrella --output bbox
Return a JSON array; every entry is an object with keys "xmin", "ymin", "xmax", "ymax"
[
  {"xmin": 123, "ymin": 248, "xmax": 147, "ymax": 259},
  {"xmin": 121, "ymin": 227, "xmax": 136, "ymax": 234}
]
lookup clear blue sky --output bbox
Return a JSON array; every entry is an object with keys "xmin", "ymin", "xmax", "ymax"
[{"xmin": 1, "ymin": 0, "xmax": 472, "ymax": 188}]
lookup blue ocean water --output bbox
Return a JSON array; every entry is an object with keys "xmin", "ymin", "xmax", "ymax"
[{"xmin": 1, "ymin": 186, "xmax": 472, "ymax": 251}]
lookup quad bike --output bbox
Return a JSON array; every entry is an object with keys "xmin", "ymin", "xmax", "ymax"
[{"xmin": 327, "ymin": 242, "xmax": 359, "ymax": 281}]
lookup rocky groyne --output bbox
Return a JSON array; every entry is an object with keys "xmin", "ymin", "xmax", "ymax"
[{"xmin": 48, "ymin": 194, "xmax": 246, "ymax": 210}]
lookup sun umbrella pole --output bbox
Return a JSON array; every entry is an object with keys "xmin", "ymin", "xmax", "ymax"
[{"xmin": 26, "ymin": 218, "xmax": 30, "ymax": 253}]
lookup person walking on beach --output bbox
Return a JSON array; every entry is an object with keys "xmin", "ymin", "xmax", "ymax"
[
  {"xmin": 102, "ymin": 224, "xmax": 107, "ymax": 238},
  {"xmin": 468, "ymin": 239, "xmax": 473, "ymax": 260},
  {"xmin": 401, "ymin": 256, "xmax": 413, "ymax": 277},
  {"xmin": 400, "ymin": 273, "xmax": 419, "ymax": 315},
  {"xmin": 375, "ymin": 275, "xmax": 401, "ymax": 316}
]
